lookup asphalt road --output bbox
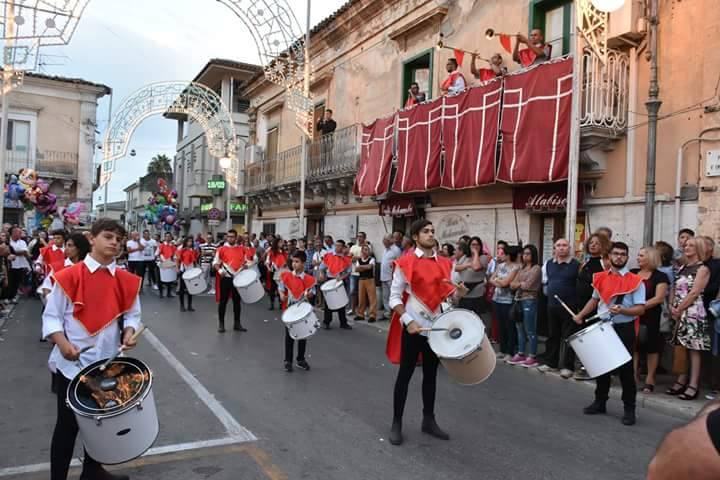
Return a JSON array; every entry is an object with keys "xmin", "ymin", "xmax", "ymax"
[{"xmin": 0, "ymin": 288, "xmax": 684, "ymax": 480}]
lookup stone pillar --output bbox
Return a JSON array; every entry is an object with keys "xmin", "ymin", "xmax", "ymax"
[{"xmin": 76, "ymin": 100, "xmax": 97, "ymax": 204}]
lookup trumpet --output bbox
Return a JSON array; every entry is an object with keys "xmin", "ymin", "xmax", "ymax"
[
  {"xmin": 484, "ymin": 28, "xmax": 517, "ymax": 40},
  {"xmin": 436, "ymin": 33, "xmax": 489, "ymax": 62}
]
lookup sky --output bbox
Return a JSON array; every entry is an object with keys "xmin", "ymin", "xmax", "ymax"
[{"xmin": 37, "ymin": 0, "xmax": 348, "ymax": 205}]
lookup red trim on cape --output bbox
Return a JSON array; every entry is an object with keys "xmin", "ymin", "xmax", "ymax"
[{"xmin": 441, "ymin": 71, "xmax": 467, "ymax": 92}]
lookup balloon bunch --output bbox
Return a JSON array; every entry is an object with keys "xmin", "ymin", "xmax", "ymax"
[
  {"xmin": 4, "ymin": 169, "xmax": 59, "ymax": 229},
  {"xmin": 144, "ymin": 178, "xmax": 182, "ymax": 232}
]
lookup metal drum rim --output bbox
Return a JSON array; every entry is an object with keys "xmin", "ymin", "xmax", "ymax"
[
  {"xmin": 67, "ymin": 358, "xmax": 153, "ymax": 419},
  {"xmin": 430, "ymin": 308, "xmax": 485, "ymax": 360},
  {"xmin": 233, "ymin": 269, "xmax": 258, "ymax": 287},
  {"xmin": 566, "ymin": 320, "xmax": 610, "ymax": 343},
  {"xmin": 320, "ymin": 279, "xmax": 343, "ymax": 292}
]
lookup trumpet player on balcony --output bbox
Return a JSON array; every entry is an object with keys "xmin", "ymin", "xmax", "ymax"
[
  {"xmin": 440, "ymin": 58, "xmax": 466, "ymax": 96},
  {"xmin": 513, "ymin": 28, "xmax": 552, "ymax": 68},
  {"xmin": 471, "ymin": 53, "xmax": 507, "ymax": 82}
]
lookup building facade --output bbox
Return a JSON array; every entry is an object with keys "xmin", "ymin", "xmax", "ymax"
[
  {"xmin": 2, "ymin": 72, "xmax": 110, "ymax": 226},
  {"xmin": 166, "ymin": 59, "xmax": 261, "ymax": 237},
  {"xmin": 242, "ymin": 0, "xmax": 720, "ymax": 259}
]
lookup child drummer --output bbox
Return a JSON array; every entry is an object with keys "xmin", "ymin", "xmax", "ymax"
[
  {"xmin": 278, "ymin": 250, "xmax": 316, "ymax": 372},
  {"xmin": 42, "ymin": 218, "xmax": 142, "ymax": 480}
]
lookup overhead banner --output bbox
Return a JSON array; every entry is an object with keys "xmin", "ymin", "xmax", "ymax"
[
  {"xmin": 354, "ymin": 114, "xmax": 396, "ymax": 197},
  {"xmin": 393, "ymin": 97, "xmax": 443, "ymax": 193},
  {"xmin": 440, "ymin": 80, "xmax": 502, "ymax": 189},
  {"xmin": 497, "ymin": 58, "xmax": 573, "ymax": 183}
]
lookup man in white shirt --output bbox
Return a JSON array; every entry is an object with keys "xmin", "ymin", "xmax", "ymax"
[
  {"xmin": 43, "ymin": 218, "xmax": 141, "ymax": 480},
  {"xmin": 126, "ymin": 231, "xmax": 145, "ymax": 284},
  {"xmin": 349, "ymin": 232, "xmax": 371, "ymax": 315},
  {"xmin": 380, "ymin": 234, "xmax": 401, "ymax": 319},
  {"xmin": 8, "ymin": 226, "xmax": 30, "ymax": 301},
  {"xmin": 141, "ymin": 230, "xmax": 159, "ymax": 290}
]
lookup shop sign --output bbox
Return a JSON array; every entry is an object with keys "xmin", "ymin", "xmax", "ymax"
[
  {"xmin": 379, "ymin": 198, "xmax": 414, "ymax": 217},
  {"xmin": 512, "ymin": 184, "xmax": 582, "ymax": 212},
  {"xmin": 207, "ymin": 179, "xmax": 226, "ymax": 190},
  {"xmin": 230, "ymin": 202, "xmax": 247, "ymax": 213},
  {"xmin": 436, "ymin": 214, "xmax": 469, "ymax": 244},
  {"xmin": 208, "ymin": 219, "xmax": 220, "ymax": 226}
]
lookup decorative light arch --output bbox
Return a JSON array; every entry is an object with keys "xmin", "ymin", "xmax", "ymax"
[{"xmin": 100, "ymin": 82, "xmax": 237, "ymax": 187}]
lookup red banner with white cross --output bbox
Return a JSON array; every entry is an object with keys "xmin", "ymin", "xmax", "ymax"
[{"xmin": 353, "ymin": 114, "xmax": 396, "ymax": 197}]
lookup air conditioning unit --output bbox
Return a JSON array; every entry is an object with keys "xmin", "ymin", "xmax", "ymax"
[{"xmin": 607, "ymin": 0, "xmax": 646, "ymax": 47}]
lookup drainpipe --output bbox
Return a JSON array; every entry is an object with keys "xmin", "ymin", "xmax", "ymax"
[{"xmin": 674, "ymin": 128, "xmax": 720, "ymax": 237}]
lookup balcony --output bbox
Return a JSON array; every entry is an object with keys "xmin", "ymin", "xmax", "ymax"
[
  {"xmin": 245, "ymin": 124, "xmax": 360, "ymax": 195},
  {"xmin": 36, "ymin": 150, "xmax": 79, "ymax": 179},
  {"xmin": 580, "ymin": 49, "xmax": 630, "ymax": 151},
  {"xmin": 5, "ymin": 150, "xmax": 33, "ymax": 174}
]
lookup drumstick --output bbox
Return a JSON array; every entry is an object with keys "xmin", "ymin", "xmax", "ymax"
[
  {"xmin": 99, "ymin": 325, "xmax": 147, "ymax": 371},
  {"xmin": 553, "ymin": 295, "xmax": 577, "ymax": 317}
]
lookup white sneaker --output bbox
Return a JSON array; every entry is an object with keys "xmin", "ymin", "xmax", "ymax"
[
  {"xmin": 560, "ymin": 369, "xmax": 574, "ymax": 379},
  {"xmin": 152, "ymin": 285, "xmax": 159, "ymax": 290},
  {"xmin": 208, "ymin": 289, "xmax": 216, "ymax": 295},
  {"xmin": 537, "ymin": 364, "xmax": 558, "ymax": 373}
]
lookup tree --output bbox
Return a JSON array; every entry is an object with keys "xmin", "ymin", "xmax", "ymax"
[{"xmin": 147, "ymin": 154, "xmax": 172, "ymax": 174}]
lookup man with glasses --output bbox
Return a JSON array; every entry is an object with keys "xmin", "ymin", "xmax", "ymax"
[{"xmin": 573, "ymin": 242, "xmax": 646, "ymax": 426}]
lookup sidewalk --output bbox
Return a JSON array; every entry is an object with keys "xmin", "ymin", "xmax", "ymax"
[{"xmin": 350, "ymin": 313, "xmax": 706, "ymax": 421}]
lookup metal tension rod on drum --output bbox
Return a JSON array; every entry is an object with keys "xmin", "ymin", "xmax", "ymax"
[{"xmin": 420, "ymin": 327, "xmax": 463, "ymax": 339}]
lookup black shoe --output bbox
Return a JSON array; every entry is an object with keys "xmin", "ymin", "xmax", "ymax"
[
  {"xmin": 583, "ymin": 401, "xmax": 607, "ymax": 415},
  {"xmin": 323, "ymin": 323, "xmax": 331, "ymax": 330},
  {"xmin": 389, "ymin": 421, "xmax": 403, "ymax": 446},
  {"xmin": 79, "ymin": 465, "xmax": 129, "ymax": 480},
  {"xmin": 269, "ymin": 304, "xmax": 275, "ymax": 311},
  {"xmin": 421, "ymin": 416, "xmax": 450, "ymax": 440},
  {"xmin": 622, "ymin": 408, "xmax": 636, "ymax": 426},
  {"xmin": 340, "ymin": 324, "xmax": 353, "ymax": 330},
  {"xmin": 180, "ymin": 305, "xmax": 186, "ymax": 312},
  {"xmin": 296, "ymin": 360, "xmax": 310, "ymax": 371},
  {"xmin": 218, "ymin": 325, "xmax": 226, "ymax": 333},
  {"xmin": 159, "ymin": 294, "xmax": 164, "ymax": 298},
  {"xmin": 167, "ymin": 294, "xmax": 174, "ymax": 298},
  {"xmin": 188, "ymin": 306, "xmax": 195, "ymax": 312},
  {"xmin": 368, "ymin": 318, "xmax": 376, "ymax": 323},
  {"xmin": 284, "ymin": 361, "xmax": 293, "ymax": 372},
  {"xmin": 234, "ymin": 324, "xmax": 248, "ymax": 332}
]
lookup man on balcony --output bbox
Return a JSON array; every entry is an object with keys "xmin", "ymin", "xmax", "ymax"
[
  {"xmin": 316, "ymin": 109, "xmax": 337, "ymax": 136},
  {"xmin": 440, "ymin": 58, "xmax": 466, "ymax": 96},
  {"xmin": 471, "ymin": 53, "xmax": 507, "ymax": 82},
  {"xmin": 317, "ymin": 109, "xmax": 337, "ymax": 167},
  {"xmin": 513, "ymin": 28, "xmax": 552, "ymax": 68},
  {"xmin": 404, "ymin": 82, "xmax": 426, "ymax": 108}
]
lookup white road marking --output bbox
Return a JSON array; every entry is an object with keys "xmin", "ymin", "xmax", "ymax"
[
  {"xmin": 0, "ymin": 436, "xmax": 250, "ymax": 477},
  {"xmin": 143, "ymin": 329, "xmax": 256, "ymax": 441}
]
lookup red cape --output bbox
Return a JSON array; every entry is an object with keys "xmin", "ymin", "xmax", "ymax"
[{"xmin": 591, "ymin": 270, "xmax": 643, "ymax": 305}]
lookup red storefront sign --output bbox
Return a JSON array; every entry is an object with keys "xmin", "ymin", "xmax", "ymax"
[
  {"xmin": 512, "ymin": 183, "xmax": 583, "ymax": 212},
  {"xmin": 379, "ymin": 198, "xmax": 415, "ymax": 217}
]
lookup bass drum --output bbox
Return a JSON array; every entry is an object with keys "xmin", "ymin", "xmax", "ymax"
[{"xmin": 67, "ymin": 357, "xmax": 159, "ymax": 465}]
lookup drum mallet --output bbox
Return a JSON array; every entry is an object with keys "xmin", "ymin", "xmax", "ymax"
[
  {"xmin": 420, "ymin": 327, "xmax": 463, "ymax": 339},
  {"xmin": 99, "ymin": 325, "xmax": 147, "ymax": 371},
  {"xmin": 553, "ymin": 295, "xmax": 578, "ymax": 318}
]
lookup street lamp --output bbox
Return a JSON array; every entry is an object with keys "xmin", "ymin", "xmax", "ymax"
[
  {"xmin": 219, "ymin": 156, "xmax": 231, "ymax": 170},
  {"xmin": 590, "ymin": 0, "xmax": 625, "ymax": 12}
]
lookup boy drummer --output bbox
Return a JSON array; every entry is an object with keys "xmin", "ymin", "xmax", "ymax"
[
  {"xmin": 42, "ymin": 218, "xmax": 142, "ymax": 480},
  {"xmin": 278, "ymin": 250, "xmax": 316, "ymax": 372},
  {"xmin": 319, "ymin": 239, "xmax": 353, "ymax": 330}
]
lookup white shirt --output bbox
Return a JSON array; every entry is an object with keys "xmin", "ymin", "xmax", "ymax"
[
  {"xmin": 389, "ymin": 248, "xmax": 447, "ymax": 336},
  {"xmin": 39, "ymin": 257, "xmax": 73, "ymax": 294},
  {"xmin": 10, "ymin": 238, "xmax": 30, "ymax": 269},
  {"xmin": 142, "ymin": 238, "xmax": 158, "ymax": 261},
  {"xmin": 42, "ymin": 255, "xmax": 142, "ymax": 379},
  {"xmin": 380, "ymin": 245, "xmax": 401, "ymax": 282},
  {"xmin": 127, "ymin": 239, "xmax": 143, "ymax": 262},
  {"xmin": 448, "ymin": 74, "xmax": 466, "ymax": 95}
]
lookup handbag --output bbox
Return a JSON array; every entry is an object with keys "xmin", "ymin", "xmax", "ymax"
[{"xmin": 510, "ymin": 300, "xmax": 523, "ymax": 323}]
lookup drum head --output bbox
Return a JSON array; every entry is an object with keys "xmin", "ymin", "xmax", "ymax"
[
  {"xmin": 183, "ymin": 268, "xmax": 202, "ymax": 279},
  {"xmin": 233, "ymin": 269, "xmax": 257, "ymax": 287},
  {"xmin": 429, "ymin": 309, "xmax": 485, "ymax": 360},
  {"xmin": 320, "ymin": 278, "xmax": 342, "ymax": 292},
  {"xmin": 283, "ymin": 302, "xmax": 312, "ymax": 324}
]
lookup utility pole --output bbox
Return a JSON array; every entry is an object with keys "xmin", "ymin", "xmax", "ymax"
[
  {"xmin": 298, "ymin": 0, "xmax": 311, "ymax": 239},
  {"xmin": 102, "ymin": 92, "xmax": 113, "ymax": 216},
  {"xmin": 565, "ymin": 5, "xmax": 582, "ymax": 253},
  {"xmin": 643, "ymin": 0, "xmax": 661, "ymax": 246},
  {"xmin": 0, "ymin": 0, "xmax": 16, "ymax": 225}
]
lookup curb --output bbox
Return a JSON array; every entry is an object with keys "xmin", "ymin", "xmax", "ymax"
[{"xmin": 351, "ymin": 317, "xmax": 703, "ymax": 421}]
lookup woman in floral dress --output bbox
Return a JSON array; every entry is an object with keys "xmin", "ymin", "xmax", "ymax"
[{"xmin": 667, "ymin": 238, "xmax": 710, "ymax": 401}]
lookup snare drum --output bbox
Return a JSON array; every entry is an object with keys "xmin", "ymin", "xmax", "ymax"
[
  {"xmin": 233, "ymin": 269, "xmax": 265, "ymax": 304},
  {"xmin": 282, "ymin": 302, "xmax": 320, "ymax": 340},
  {"xmin": 429, "ymin": 309, "xmax": 496, "ymax": 385},
  {"xmin": 320, "ymin": 278, "xmax": 348, "ymax": 310},
  {"xmin": 159, "ymin": 261, "xmax": 177, "ymax": 283},
  {"xmin": 567, "ymin": 321, "xmax": 631, "ymax": 378},
  {"xmin": 182, "ymin": 268, "xmax": 206, "ymax": 295}
]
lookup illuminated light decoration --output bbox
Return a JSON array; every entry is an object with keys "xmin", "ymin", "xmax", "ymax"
[
  {"xmin": 100, "ymin": 81, "xmax": 238, "ymax": 188},
  {"xmin": 590, "ymin": 0, "xmax": 626, "ymax": 13}
]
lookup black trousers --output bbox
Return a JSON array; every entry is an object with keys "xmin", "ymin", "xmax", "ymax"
[
  {"xmin": 144, "ymin": 260, "xmax": 158, "ymax": 286},
  {"xmin": 323, "ymin": 304, "xmax": 348, "ymax": 326},
  {"xmin": 218, "ymin": 276, "xmax": 241, "ymax": 327},
  {"xmin": 51, "ymin": 372, "xmax": 100, "ymax": 480},
  {"xmin": 178, "ymin": 277, "xmax": 193, "ymax": 308},
  {"xmin": 284, "ymin": 328, "xmax": 307, "ymax": 362},
  {"xmin": 392, "ymin": 329, "xmax": 439, "ymax": 422},
  {"xmin": 542, "ymin": 304, "xmax": 579, "ymax": 369},
  {"xmin": 128, "ymin": 261, "xmax": 146, "ymax": 288},
  {"xmin": 595, "ymin": 322, "xmax": 636, "ymax": 408},
  {"xmin": 7, "ymin": 267, "xmax": 24, "ymax": 299}
]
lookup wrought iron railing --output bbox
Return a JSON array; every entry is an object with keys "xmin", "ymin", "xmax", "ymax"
[
  {"xmin": 245, "ymin": 124, "xmax": 361, "ymax": 193},
  {"xmin": 580, "ymin": 49, "xmax": 629, "ymax": 132},
  {"xmin": 5, "ymin": 150, "xmax": 33, "ymax": 174}
]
